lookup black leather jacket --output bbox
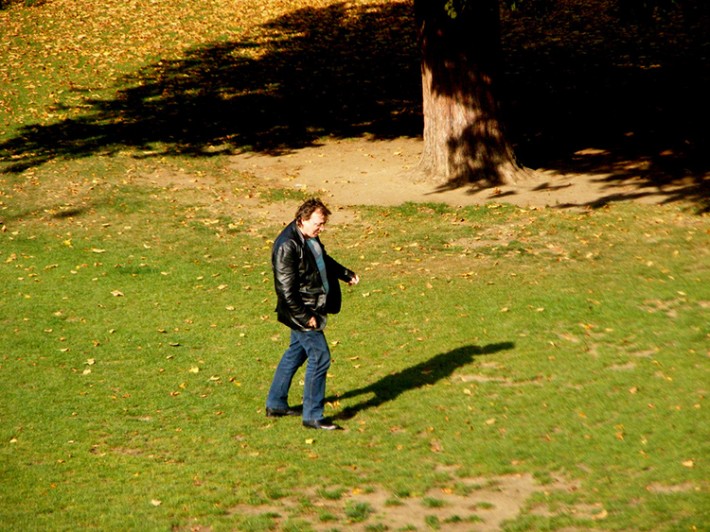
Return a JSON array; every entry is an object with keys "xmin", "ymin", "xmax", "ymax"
[{"xmin": 272, "ymin": 220, "xmax": 356, "ymax": 331}]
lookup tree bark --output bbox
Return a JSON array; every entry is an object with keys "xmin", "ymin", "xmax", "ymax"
[{"xmin": 416, "ymin": 0, "xmax": 522, "ymax": 186}]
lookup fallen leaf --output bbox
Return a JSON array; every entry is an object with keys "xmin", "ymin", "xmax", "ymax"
[{"xmin": 592, "ymin": 508, "xmax": 608, "ymax": 520}]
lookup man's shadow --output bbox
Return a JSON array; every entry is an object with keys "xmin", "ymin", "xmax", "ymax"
[{"xmin": 328, "ymin": 342, "xmax": 514, "ymax": 421}]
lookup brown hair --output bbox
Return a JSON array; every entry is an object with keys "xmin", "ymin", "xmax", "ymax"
[{"xmin": 295, "ymin": 198, "xmax": 331, "ymax": 224}]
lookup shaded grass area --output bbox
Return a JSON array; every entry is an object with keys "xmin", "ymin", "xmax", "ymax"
[{"xmin": 1, "ymin": 186, "xmax": 708, "ymax": 529}]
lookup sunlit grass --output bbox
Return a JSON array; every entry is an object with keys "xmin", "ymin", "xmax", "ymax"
[{"xmin": 2, "ymin": 188, "xmax": 708, "ymax": 530}]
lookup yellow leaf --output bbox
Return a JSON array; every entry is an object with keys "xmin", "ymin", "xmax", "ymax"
[
  {"xmin": 189, "ymin": 367, "xmax": 200, "ymax": 374},
  {"xmin": 592, "ymin": 508, "xmax": 608, "ymax": 520},
  {"xmin": 111, "ymin": 290, "xmax": 124, "ymax": 297},
  {"xmin": 682, "ymin": 459, "xmax": 694, "ymax": 468},
  {"xmin": 305, "ymin": 438, "xmax": 315, "ymax": 445}
]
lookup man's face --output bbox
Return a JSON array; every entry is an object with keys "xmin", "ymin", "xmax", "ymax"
[{"xmin": 299, "ymin": 209, "xmax": 327, "ymax": 239}]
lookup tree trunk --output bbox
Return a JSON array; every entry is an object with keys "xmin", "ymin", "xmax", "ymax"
[{"xmin": 416, "ymin": 0, "xmax": 522, "ymax": 186}]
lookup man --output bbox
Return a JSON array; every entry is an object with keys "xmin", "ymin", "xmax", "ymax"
[{"xmin": 266, "ymin": 198, "xmax": 359, "ymax": 430}]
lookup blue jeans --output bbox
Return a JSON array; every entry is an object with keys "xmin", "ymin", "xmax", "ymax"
[{"xmin": 266, "ymin": 329, "xmax": 331, "ymax": 421}]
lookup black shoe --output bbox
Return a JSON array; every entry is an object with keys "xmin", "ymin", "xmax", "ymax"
[
  {"xmin": 303, "ymin": 419, "xmax": 343, "ymax": 430},
  {"xmin": 266, "ymin": 406, "xmax": 301, "ymax": 418}
]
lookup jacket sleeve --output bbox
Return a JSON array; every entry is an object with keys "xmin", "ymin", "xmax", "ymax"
[{"xmin": 324, "ymin": 253, "xmax": 356, "ymax": 283}]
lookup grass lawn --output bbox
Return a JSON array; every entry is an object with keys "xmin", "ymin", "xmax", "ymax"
[
  {"xmin": 1, "ymin": 168, "xmax": 708, "ymax": 529},
  {"xmin": 1, "ymin": 1, "xmax": 708, "ymax": 530}
]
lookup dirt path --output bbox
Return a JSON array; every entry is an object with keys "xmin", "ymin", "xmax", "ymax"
[{"xmin": 229, "ymin": 136, "xmax": 692, "ymax": 210}]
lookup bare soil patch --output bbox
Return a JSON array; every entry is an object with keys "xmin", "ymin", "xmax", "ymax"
[
  {"xmin": 228, "ymin": 137, "xmax": 699, "ymax": 211},
  {"xmin": 228, "ymin": 472, "xmax": 583, "ymax": 531}
]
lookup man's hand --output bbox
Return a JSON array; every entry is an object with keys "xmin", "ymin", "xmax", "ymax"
[
  {"xmin": 307, "ymin": 316, "xmax": 318, "ymax": 328},
  {"xmin": 348, "ymin": 274, "xmax": 360, "ymax": 286}
]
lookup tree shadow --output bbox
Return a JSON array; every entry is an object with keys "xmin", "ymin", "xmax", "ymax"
[
  {"xmin": 0, "ymin": 1, "xmax": 707, "ymax": 209},
  {"xmin": 498, "ymin": 1, "xmax": 709, "ymax": 210},
  {"xmin": 328, "ymin": 342, "xmax": 514, "ymax": 421},
  {"xmin": 0, "ymin": 2, "xmax": 422, "ymax": 174}
]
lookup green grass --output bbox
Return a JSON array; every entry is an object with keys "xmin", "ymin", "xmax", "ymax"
[{"xmin": 2, "ymin": 190, "xmax": 708, "ymax": 530}]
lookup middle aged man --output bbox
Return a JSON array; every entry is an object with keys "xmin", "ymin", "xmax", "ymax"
[{"xmin": 266, "ymin": 198, "xmax": 359, "ymax": 430}]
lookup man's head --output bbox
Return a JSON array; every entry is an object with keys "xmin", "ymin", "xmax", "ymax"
[{"xmin": 295, "ymin": 198, "xmax": 331, "ymax": 239}]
